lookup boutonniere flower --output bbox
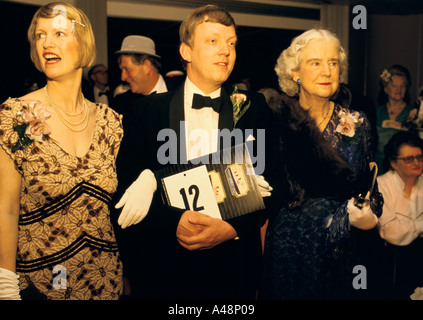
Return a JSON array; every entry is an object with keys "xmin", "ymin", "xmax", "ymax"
[
  {"xmin": 12, "ymin": 100, "xmax": 52, "ymax": 152},
  {"xmin": 335, "ymin": 108, "xmax": 363, "ymax": 144},
  {"xmin": 402, "ymin": 108, "xmax": 422, "ymax": 131},
  {"xmin": 231, "ymin": 86, "xmax": 251, "ymax": 127}
]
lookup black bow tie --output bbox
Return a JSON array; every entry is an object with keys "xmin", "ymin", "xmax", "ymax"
[
  {"xmin": 99, "ymin": 90, "xmax": 110, "ymax": 97},
  {"xmin": 192, "ymin": 93, "xmax": 222, "ymax": 113}
]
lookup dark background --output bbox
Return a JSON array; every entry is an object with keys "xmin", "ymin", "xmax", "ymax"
[{"xmin": 0, "ymin": 1, "xmax": 301, "ymax": 103}]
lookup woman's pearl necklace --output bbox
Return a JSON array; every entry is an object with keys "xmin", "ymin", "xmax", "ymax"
[{"xmin": 43, "ymin": 86, "xmax": 89, "ymax": 132}]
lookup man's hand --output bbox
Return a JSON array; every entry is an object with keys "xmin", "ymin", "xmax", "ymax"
[
  {"xmin": 176, "ymin": 211, "xmax": 237, "ymax": 250},
  {"xmin": 256, "ymin": 175, "xmax": 272, "ymax": 197}
]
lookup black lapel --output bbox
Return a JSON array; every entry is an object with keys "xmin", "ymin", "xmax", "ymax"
[
  {"xmin": 218, "ymin": 87, "xmax": 234, "ymax": 130},
  {"xmin": 168, "ymin": 85, "xmax": 187, "ymax": 163}
]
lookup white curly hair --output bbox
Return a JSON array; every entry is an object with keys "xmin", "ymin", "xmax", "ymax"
[{"xmin": 275, "ymin": 28, "xmax": 348, "ymax": 97}]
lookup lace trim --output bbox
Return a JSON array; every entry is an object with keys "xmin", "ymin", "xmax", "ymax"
[
  {"xmin": 16, "ymin": 232, "xmax": 118, "ymax": 273},
  {"xmin": 19, "ymin": 181, "xmax": 112, "ymax": 226}
]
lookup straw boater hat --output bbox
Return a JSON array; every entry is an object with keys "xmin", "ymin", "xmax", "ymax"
[{"xmin": 115, "ymin": 35, "xmax": 161, "ymax": 58}]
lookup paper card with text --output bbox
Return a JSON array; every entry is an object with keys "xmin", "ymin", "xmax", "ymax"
[
  {"xmin": 161, "ymin": 165, "xmax": 222, "ymax": 219},
  {"xmin": 155, "ymin": 142, "xmax": 265, "ymax": 221}
]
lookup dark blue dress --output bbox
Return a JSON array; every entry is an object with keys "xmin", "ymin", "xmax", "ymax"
[{"xmin": 261, "ymin": 104, "xmax": 378, "ymax": 300}]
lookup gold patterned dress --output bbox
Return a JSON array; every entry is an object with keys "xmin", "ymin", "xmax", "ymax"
[{"xmin": 0, "ymin": 98, "xmax": 123, "ymax": 300}]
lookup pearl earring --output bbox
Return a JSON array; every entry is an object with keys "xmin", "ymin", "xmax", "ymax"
[{"xmin": 297, "ymin": 79, "xmax": 300, "ymax": 85}]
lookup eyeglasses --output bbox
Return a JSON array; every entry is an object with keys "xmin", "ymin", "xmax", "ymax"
[
  {"xmin": 93, "ymin": 70, "xmax": 108, "ymax": 75},
  {"xmin": 396, "ymin": 154, "xmax": 423, "ymax": 163}
]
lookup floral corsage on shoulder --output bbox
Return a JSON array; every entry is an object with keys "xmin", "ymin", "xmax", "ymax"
[
  {"xmin": 12, "ymin": 100, "xmax": 51, "ymax": 153},
  {"xmin": 231, "ymin": 86, "xmax": 251, "ymax": 127},
  {"xmin": 335, "ymin": 108, "xmax": 364, "ymax": 144}
]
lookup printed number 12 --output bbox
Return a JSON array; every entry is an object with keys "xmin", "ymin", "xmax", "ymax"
[{"xmin": 179, "ymin": 185, "xmax": 204, "ymax": 211}]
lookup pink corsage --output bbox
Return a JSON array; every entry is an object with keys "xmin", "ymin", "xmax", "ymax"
[
  {"xmin": 335, "ymin": 108, "xmax": 363, "ymax": 144},
  {"xmin": 231, "ymin": 86, "xmax": 251, "ymax": 127},
  {"xmin": 12, "ymin": 101, "xmax": 51, "ymax": 152}
]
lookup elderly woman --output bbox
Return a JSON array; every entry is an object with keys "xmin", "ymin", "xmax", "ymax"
[
  {"xmin": 0, "ymin": 2, "xmax": 123, "ymax": 299},
  {"xmin": 376, "ymin": 131, "xmax": 423, "ymax": 299},
  {"xmin": 261, "ymin": 29, "xmax": 382, "ymax": 299},
  {"xmin": 378, "ymin": 131, "xmax": 423, "ymax": 245},
  {"xmin": 375, "ymin": 65, "xmax": 415, "ymax": 174}
]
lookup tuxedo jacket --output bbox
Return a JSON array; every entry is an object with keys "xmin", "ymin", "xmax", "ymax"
[{"xmin": 114, "ymin": 82, "xmax": 273, "ymax": 300}]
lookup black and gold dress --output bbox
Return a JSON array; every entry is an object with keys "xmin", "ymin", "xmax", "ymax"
[{"xmin": 0, "ymin": 98, "xmax": 123, "ymax": 300}]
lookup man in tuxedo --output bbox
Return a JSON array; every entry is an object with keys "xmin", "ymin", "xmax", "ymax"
[
  {"xmin": 84, "ymin": 64, "xmax": 112, "ymax": 105},
  {"xmin": 114, "ymin": 4, "xmax": 272, "ymax": 300}
]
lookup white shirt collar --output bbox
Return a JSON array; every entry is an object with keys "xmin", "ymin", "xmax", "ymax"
[
  {"xmin": 148, "ymin": 74, "xmax": 167, "ymax": 95},
  {"xmin": 392, "ymin": 170, "xmax": 423, "ymax": 192},
  {"xmin": 184, "ymin": 77, "xmax": 221, "ymax": 105},
  {"xmin": 94, "ymin": 85, "xmax": 109, "ymax": 94}
]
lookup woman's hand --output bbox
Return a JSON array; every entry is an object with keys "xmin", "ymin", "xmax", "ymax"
[{"xmin": 347, "ymin": 197, "xmax": 378, "ymax": 230}]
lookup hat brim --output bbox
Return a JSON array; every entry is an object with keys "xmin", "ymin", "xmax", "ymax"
[{"xmin": 115, "ymin": 49, "xmax": 161, "ymax": 59}]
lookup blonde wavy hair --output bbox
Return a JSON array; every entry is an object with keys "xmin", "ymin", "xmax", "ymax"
[
  {"xmin": 275, "ymin": 29, "xmax": 348, "ymax": 97},
  {"xmin": 27, "ymin": 2, "xmax": 96, "ymax": 72}
]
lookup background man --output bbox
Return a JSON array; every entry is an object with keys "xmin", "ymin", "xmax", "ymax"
[
  {"xmin": 112, "ymin": 35, "xmax": 168, "ymax": 115},
  {"xmin": 84, "ymin": 63, "xmax": 111, "ymax": 106}
]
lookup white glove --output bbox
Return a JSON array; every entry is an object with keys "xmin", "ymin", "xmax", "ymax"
[
  {"xmin": 347, "ymin": 197, "xmax": 378, "ymax": 230},
  {"xmin": 0, "ymin": 267, "xmax": 21, "ymax": 300},
  {"xmin": 115, "ymin": 169, "xmax": 157, "ymax": 229},
  {"xmin": 256, "ymin": 175, "xmax": 273, "ymax": 197},
  {"xmin": 411, "ymin": 287, "xmax": 423, "ymax": 300}
]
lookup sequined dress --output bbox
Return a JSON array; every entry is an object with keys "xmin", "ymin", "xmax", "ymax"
[
  {"xmin": 261, "ymin": 104, "xmax": 380, "ymax": 300},
  {"xmin": 0, "ymin": 98, "xmax": 123, "ymax": 300}
]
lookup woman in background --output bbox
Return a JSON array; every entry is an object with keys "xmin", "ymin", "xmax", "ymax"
[
  {"xmin": 375, "ymin": 65, "xmax": 415, "ymax": 174},
  {"xmin": 377, "ymin": 131, "xmax": 423, "ymax": 299}
]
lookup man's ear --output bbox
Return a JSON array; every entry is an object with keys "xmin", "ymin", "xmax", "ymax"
[
  {"xmin": 143, "ymin": 59, "xmax": 153, "ymax": 73},
  {"xmin": 179, "ymin": 43, "xmax": 192, "ymax": 63}
]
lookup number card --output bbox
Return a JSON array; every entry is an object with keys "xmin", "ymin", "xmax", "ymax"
[
  {"xmin": 155, "ymin": 142, "xmax": 265, "ymax": 220},
  {"xmin": 162, "ymin": 165, "xmax": 222, "ymax": 219}
]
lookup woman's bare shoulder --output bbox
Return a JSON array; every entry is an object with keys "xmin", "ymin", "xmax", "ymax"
[{"xmin": 20, "ymin": 88, "xmax": 44, "ymax": 102}]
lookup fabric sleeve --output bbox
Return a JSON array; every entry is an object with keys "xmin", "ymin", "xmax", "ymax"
[
  {"xmin": 326, "ymin": 111, "xmax": 384, "ymax": 258},
  {"xmin": 0, "ymin": 99, "xmax": 25, "ymax": 175}
]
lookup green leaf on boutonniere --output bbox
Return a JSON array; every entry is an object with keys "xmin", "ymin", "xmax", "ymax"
[
  {"xmin": 231, "ymin": 86, "xmax": 251, "ymax": 128},
  {"xmin": 12, "ymin": 123, "xmax": 32, "ymax": 153}
]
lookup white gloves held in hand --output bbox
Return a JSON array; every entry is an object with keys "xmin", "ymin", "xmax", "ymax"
[
  {"xmin": 115, "ymin": 169, "xmax": 157, "ymax": 229},
  {"xmin": 0, "ymin": 267, "xmax": 21, "ymax": 300},
  {"xmin": 347, "ymin": 198, "xmax": 378, "ymax": 230},
  {"xmin": 256, "ymin": 175, "xmax": 273, "ymax": 197}
]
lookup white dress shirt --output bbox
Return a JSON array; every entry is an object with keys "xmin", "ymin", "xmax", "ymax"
[
  {"xmin": 183, "ymin": 77, "xmax": 220, "ymax": 161},
  {"xmin": 377, "ymin": 170, "xmax": 423, "ymax": 245}
]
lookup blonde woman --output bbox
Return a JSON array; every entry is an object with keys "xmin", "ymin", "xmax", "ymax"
[{"xmin": 0, "ymin": 2, "xmax": 123, "ymax": 299}]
